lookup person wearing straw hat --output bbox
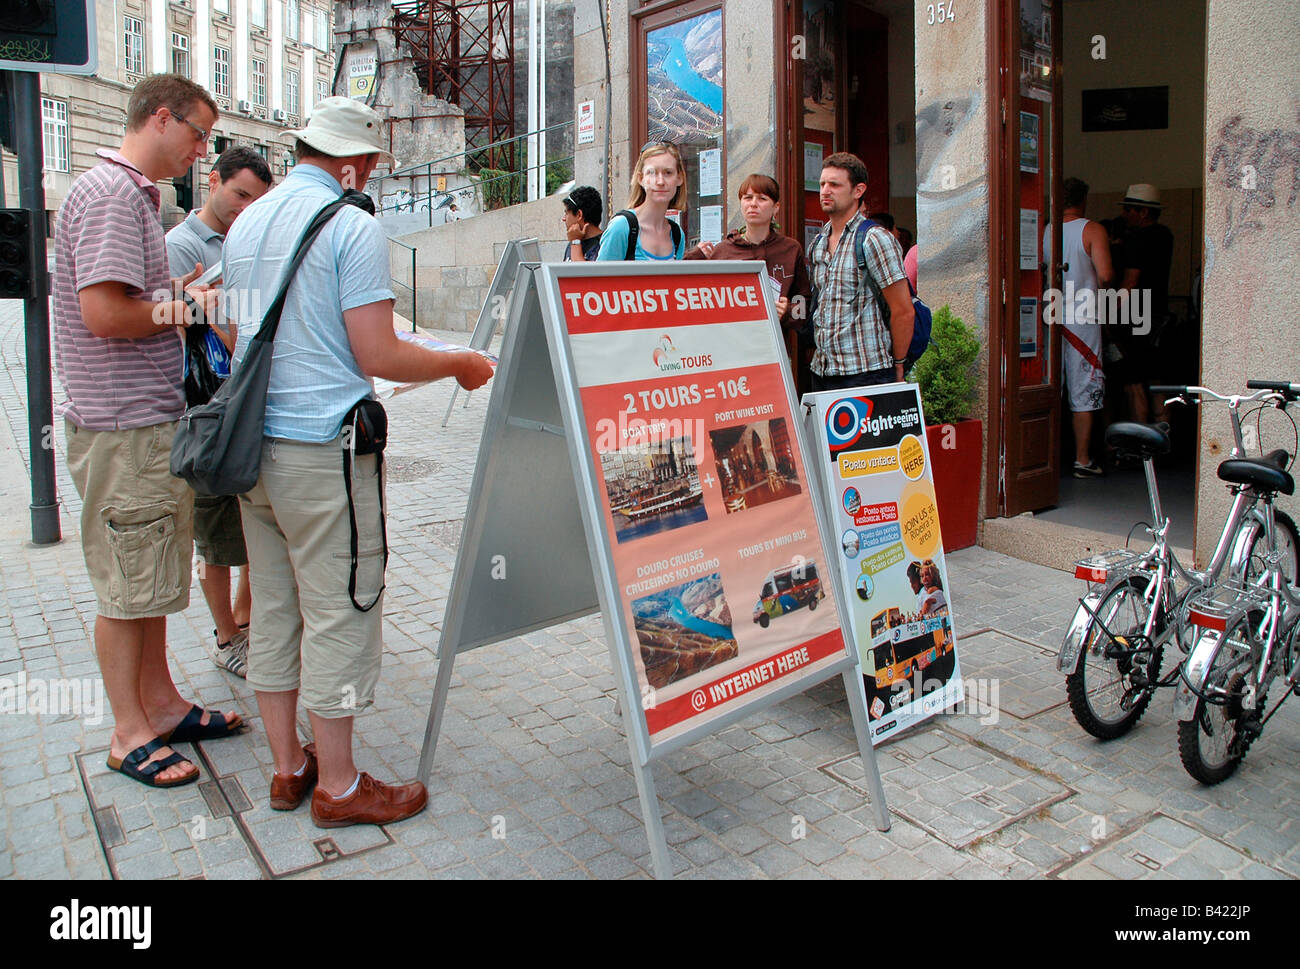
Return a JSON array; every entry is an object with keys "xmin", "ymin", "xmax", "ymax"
[
  {"xmin": 1113, "ymin": 182, "xmax": 1173, "ymax": 424},
  {"xmin": 222, "ymin": 97, "xmax": 494, "ymax": 827}
]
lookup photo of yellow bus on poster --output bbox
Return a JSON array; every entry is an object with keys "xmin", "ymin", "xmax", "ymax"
[{"xmin": 805, "ymin": 386, "xmax": 963, "ymax": 743}]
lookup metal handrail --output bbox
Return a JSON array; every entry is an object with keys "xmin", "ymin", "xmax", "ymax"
[
  {"xmin": 389, "ymin": 238, "xmax": 417, "ymax": 330},
  {"xmin": 375, "ymin": 153, "xmax": 575, "ymax": 219},
  {"xmin": 370, "ymin": 119, "xmax": 576, "ymax": 226},
  {"xmin": 382, "ymin": 119, "xmax": 575, "ymax": 180}
]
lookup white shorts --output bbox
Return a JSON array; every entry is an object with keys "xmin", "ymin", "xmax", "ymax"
[{"xmin": 1061, "ymin": 323, "xmax": 1105, "ymax": 413}]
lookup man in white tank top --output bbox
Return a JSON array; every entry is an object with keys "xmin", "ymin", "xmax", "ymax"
[{"xmin": 1044, "ymin": 177, "xmax": 1114, "ymax": 477}]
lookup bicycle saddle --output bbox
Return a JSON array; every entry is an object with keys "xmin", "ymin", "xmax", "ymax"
[
  {"xmin": 1218, "ymin": 458, "xmax": 1295, "ymax": 496},
  {"xmin": 1104, "ymin": 421, "xmax": 1171, "ymax": 458},
  {"xmin": 1263, "ymin": 448, "xmax": 1290, "ymax": 469}
]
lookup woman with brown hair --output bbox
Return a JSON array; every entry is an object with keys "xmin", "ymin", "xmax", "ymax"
[
  {"xmin": 686, "ymin": 174, "xmax": 812, "ymax": 385},
  {"xmin": 686, "ymin": 173, "xmax": 812, "ymax": 330},
  {"xmin": 596, "ymin": 141, "xmax": 688, "ymax": 262}
]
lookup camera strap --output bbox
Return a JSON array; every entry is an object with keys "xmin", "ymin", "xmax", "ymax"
[{"xmin": 342, "ymin": 407, "xmax": 388, "ymax": 613}]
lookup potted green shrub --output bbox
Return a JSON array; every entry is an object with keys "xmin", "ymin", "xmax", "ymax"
[{"xmin": 910, "ymin": 305, "xmax": 983, "ymax": 549}]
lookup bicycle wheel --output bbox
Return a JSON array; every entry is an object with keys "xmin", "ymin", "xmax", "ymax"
[
  {"xmin": 1065, "ymin": 575, "xmax": 1165, "ymax": 740},
  {"xmin": 1177, "ymin": 612, "xmax": 1261, "ymax": 785},
  {"xmin": 1243, "ymin": 509, "xmax": 1299, "ymax": 587}
]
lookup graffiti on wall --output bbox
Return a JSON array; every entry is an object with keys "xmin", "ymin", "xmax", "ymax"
[{"xmin": 1207, "ymin": 113, "xmax": 1300, "ymax": 249}]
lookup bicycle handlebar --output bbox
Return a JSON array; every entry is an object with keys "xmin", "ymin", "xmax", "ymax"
[
  {"xmin": 1246, "ymin": 379, "xmax": 1300, "ymax": 400},
  {"xmin": 1154, "ymin": 384, "xmax": 1285, "ymax": 405}
]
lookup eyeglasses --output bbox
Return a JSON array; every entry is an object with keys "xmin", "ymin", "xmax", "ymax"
[
  {"xmin": 639, "ymin": 139, "xmax": 680, "ymax": 154},
  {"xmin": 173, "ymin": 112, "xmax": 211, "ymax": 144}
]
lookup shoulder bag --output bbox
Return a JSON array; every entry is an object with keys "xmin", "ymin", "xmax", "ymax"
[{"xmin": 170, "ymin": 189, "xmax": 375, "ymax": 496}]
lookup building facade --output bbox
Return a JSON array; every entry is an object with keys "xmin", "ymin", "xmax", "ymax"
[
  {"xmin": 2, "ymin": 0, "xmax": 337, "ymax": 227},
  {"xmin": 573, "ymin": 0, "xmax": 1300, "ymax": 567}
]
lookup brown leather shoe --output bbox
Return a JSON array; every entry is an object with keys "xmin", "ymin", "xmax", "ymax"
[
  {"xmin": 310, "ymin": 772, "xmax": 427, "ymax": 828},
  {"xmin": 270, "ymin": 743, "xmax": 318, "ymax": 811}
]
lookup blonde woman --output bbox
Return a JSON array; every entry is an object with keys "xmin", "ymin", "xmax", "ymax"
[{"xmin": 596, "ymin": 141, "xmax": 688, "ymax": 262}]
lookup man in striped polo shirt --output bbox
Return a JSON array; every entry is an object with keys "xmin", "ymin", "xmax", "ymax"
[{"xmin": 53, "ymin": 74, "xmax": 243, "ymax": 789}]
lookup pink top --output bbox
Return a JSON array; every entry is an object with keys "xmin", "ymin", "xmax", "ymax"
[
  {"xmin": 903, "ymin": 244, "xmax": 918, "ymax": 293},
  {"xmin": 53, "ymin": 150, "xmax": 185, "ymax": 430}
]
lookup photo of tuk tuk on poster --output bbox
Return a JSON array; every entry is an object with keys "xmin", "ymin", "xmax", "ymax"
[{"xmin": 805, "ymin": 386, "xmax": 964, "ymax": 743}]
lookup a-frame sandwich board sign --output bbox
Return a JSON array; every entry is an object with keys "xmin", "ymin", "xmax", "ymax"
[
  {"xmin": 441, "ymin": 238, "xmax": 541, "ymax": 426},
  {"xmin": 417, "ymin": 259, "xmax": 890, "ymax": 879}
]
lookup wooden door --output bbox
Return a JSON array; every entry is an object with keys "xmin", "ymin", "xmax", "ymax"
[{"xmin": 995, "ymin": 0, "xmax": 1063, "ymax": 516}]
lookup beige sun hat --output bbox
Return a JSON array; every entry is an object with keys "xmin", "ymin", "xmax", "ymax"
[
  {"xmin": 282, "ymin": 97, "xmax": 395, "ymax": 165},
  {"xmin": 1121, "ymin": 183, "xmax": 1162, "ymax": 209}
]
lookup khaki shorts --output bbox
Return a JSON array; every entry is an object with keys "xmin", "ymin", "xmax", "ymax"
[
  {"xmin": 64, "ymin": 419, "xmax": 194, "ymax": 620},
  {"xmin": 240, "ymin": 434, "xmax": 385, "ymax": 718},
  {"xmin": 193, "ymin": 493, "xmax": 248, "ymax": 568}
]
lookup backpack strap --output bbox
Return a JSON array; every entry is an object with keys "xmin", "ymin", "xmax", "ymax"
[
  {"xmin": 615, "ymin": 209, "xmax": 639, "ymax": 261},
  {"xmin": 614, "ymin": 208, "xmax": 682, "ymax": 259},
  {"xmin": 854, "ymin": 219, "xmax": 890, "ymax": 321},
  {"xmin": 254, "ymin": 189, "xmax": 375, "ymax": 344}
]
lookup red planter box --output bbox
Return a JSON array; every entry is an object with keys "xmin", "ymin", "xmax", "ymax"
[{"xmin": 925, "ymin": 419, "xmax": 983, "ymax": 551}]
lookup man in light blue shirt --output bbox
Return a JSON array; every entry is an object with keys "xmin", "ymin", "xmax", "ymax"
[{"xmin": 222, "ymin": 98, "xmax": 493, "ymax": 828}]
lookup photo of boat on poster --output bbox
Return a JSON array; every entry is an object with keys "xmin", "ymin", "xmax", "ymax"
[{"xmin": 600, "ymin": 435, "xmax": 707, "ymax": 544}]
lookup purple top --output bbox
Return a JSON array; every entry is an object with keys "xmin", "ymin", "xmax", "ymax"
[{"xmin": 53, "ymin": 149, "xmax": 185, "ymax": 430}]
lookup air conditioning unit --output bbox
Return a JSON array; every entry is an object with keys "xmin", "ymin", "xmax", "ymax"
[
  {"xmin": 237, "ymin": 99, "xmax": 252, "ymax": 114},
  {"xmin": 272, "ymin": 108, "xmax": 287, "ymax": 123}
]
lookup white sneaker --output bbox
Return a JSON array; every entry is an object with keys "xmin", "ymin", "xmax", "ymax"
[{"xmin": 211, "ymin": 629, "xmax": 249, "ymax": 678}]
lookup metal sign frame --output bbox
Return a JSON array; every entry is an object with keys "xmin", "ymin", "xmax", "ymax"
[
  {"xmin": 418, "ymin": 259, "xmax": 890, "ymax": 878},
  {"xmin": 442, "ymin": 238, "xmax": 540, "ymax": 425}
]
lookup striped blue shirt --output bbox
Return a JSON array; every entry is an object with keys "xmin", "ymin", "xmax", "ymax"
[{"xmin": 224, "ymin": 164, "xmax": 393, "ymax": 443}]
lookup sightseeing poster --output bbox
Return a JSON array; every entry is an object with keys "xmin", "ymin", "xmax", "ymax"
[
  {"xmin": 806, "ymin": 387, "xmax": 964, "ymax": 743},
  {"xmin": 554, "ymin": 267, "xmax": 851, "ymax": 745}
]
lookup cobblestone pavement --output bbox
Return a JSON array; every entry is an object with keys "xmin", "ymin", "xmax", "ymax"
[{"xmin": 1, "ymin": 299, "xmax": 1297, "ymax": 880}]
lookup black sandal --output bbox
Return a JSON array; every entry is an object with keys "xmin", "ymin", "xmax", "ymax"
[
  {"xmin": 164, "ymin": 704, "xmax": 246, "ymax": 743},
  {"xmin": 106, "ymin": 738, "xmax": 199, "ymax": 788}
]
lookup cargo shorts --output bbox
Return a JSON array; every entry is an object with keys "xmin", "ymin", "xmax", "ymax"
[{"xmin": 64, "ymin": 419, "xmax": 194, "ymax": 619}]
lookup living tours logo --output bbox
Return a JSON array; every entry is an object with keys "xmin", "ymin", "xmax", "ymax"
[
  {"xmin": 1042, "ymin": 282, "xmax": 1152, "ymax": 336},
  {"xmin": 50, "ymin": 899, "xmax": 151, "ymax": 949},
  {"xmin": 0, "ymin": 672, "xmax": 104, "ymax": 725},
  {"xmin": 651, "ymin": 333, "xmax": 712, "ymax": 373}
]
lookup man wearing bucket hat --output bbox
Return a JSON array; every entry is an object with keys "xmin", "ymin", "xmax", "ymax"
[
  {"xmin": 222, "ymin": 97, "xmax": 494, "ymax": 827},
  {"xmin": 1112, "ymin": 183, "xmax": 1174, "ymax": 424}
]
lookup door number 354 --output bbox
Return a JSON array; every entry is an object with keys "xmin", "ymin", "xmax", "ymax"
[{"xmin": 926, "ymin": 2, "xmax": 956, "ymax": 24}]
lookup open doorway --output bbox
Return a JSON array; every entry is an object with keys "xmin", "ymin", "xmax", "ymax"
[
  {"xmin": 782, "ymin": 0, "xmax": 917, "ymax": 394},
  {"xmin": 1021, "ymin": 0, "xmax": 1207, "ymax": 547}
]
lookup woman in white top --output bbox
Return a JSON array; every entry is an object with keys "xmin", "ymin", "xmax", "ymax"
[{"xmin": 596, "ymin": 141, "xmax": 688, "ymax": 262}]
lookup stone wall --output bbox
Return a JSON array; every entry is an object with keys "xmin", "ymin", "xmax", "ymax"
[
  {"xmin": 333, "ymin": 0, "xmax": 464, "ymax": 175},
  {"xmin": 388, "ymin": 192, "xmax": 569, "ymax": 331},
  {"xmin": 1194, "ymin": 0, "xmax": 1300, "ymax": 560}
]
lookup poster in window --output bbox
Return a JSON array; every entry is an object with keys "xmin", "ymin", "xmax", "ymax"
[
  {"xmin": 1020, "ymin": 298, "xmax": 1039, "ymax": 358},
  {"xmin": 1019, "ymin": 112, "xmax": 1039, "ymax": 174},
  {"xmin": 645, "ymin": 10, "xmax": 724, "ymax": 243}
]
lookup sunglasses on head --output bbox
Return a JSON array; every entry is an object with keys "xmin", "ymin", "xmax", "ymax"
[{"xmin": 640, "ymin": 139, "xmax": 681, "ymax": 154}]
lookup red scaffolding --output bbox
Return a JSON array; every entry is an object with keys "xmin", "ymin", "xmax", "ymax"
[{"xmin": 390, "ymin": 0, "xmax": 516, "ymax": 170}]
